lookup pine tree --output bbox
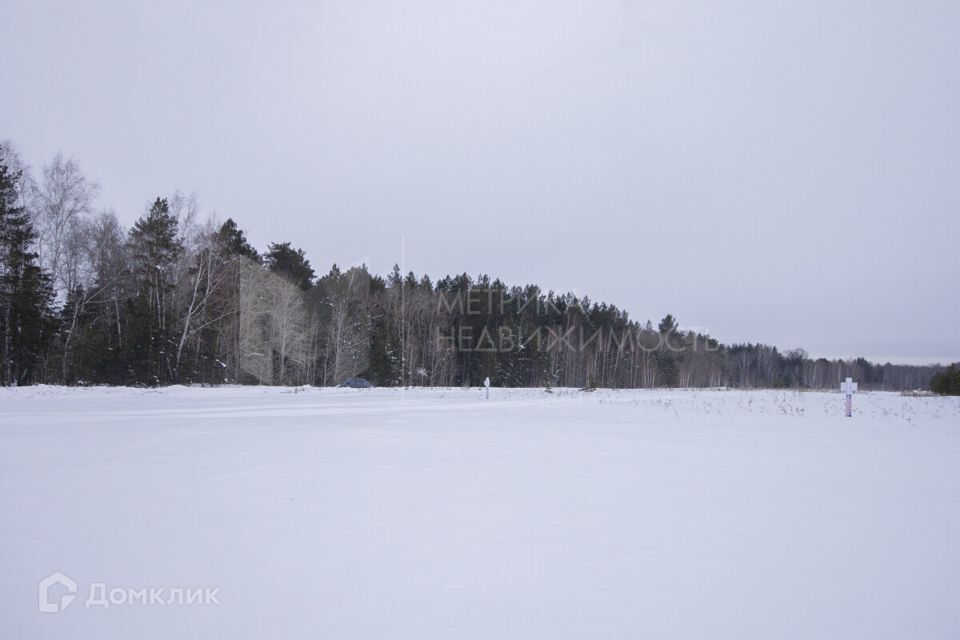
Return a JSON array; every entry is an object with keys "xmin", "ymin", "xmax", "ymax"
[
  {"xmin": 264, "ymin": 242, "xmax": 314, "ymax": 290},
  {"xmin": 931, "ymin": 364, "xmax": 960, "ymax": 396},
  {"xmin": 658, "ymin": 314, "xmax": 678, "ymax": 335},
  {"xmin": 654, "ymin": 314, "xmax": 680, "ymax": 387},
  {"xmin": 126, "ymin": 198, "xmax": 183, "ymax": 384},
  {"xmin": 215, "ymin": 218, "xmax": 259, "ymax": 261},
  {"xmin": 0, "ymin": 150, "xmax": 56, "ymax": 385}
]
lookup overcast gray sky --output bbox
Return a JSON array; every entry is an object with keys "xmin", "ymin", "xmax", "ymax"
[{"xmin": 2, "ymin": 0, "xmax": 957, "ymax": 364}]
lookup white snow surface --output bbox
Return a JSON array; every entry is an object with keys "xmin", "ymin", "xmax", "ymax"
[{"xmin": 2, "ymin": 386, "xmax": 959, "ymax": 639}]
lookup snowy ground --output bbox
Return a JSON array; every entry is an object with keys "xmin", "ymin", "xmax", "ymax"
[{"xmin": 2, "ymin": 386, "xmax": 959, "ymax": 639}]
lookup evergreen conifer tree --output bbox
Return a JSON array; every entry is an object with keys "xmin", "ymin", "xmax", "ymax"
[
  {"xmin": 0, "ymin": 149, "xmax": 56, "ymax": 385},
  {"xmin": 264, "ymin": 242, "xmax": 315, "ymax": 290},
  {"xmin": 126, "ymin": 197, "xmax": 183, "ymax": 384}
]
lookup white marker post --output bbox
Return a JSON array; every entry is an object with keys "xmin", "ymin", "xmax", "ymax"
[
  {"xmin": 840, "ymin": 377, "xmax": 857, "ymax": 417},
  {"xmin": 484, "ymin": 376, "xmax": 490, "ymax": 400}
]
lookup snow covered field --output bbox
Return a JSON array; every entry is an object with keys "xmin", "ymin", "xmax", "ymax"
[{"xmin": 2, "ymin": 386, "xmax": 959, "ymax": 639}]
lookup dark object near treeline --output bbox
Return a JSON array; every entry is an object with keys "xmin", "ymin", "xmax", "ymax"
[
  {"xmin": 930, "ymin": 364, "xmax": 960, "ymax": 396},
  {"xmin": 338, "ymin": 378, "xmax": 373, "ymax": 389}
]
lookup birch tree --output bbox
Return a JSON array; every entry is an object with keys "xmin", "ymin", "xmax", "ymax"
[{"xmin": 30, "ymin": 154, "xmax": 98, "ymax": 295}]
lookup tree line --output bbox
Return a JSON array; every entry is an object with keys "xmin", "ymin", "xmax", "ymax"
[{"xmin": 0, "ymin": 142, "xmax": 951, "ymax": 390}]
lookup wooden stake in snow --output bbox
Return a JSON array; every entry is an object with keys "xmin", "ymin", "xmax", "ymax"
[{"xmin": 840, "ymin": 377, "xmax": 858, "ymax": 417}]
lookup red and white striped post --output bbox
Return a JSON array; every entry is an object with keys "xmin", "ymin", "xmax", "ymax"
[{"xmin": 840, "ymin": 377, "xmax": 858, "ymax": 417}]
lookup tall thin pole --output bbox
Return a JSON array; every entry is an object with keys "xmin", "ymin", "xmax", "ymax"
[{"xmin": 401, "ymin": 234, "xmax": 405, "ymax": 404}]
